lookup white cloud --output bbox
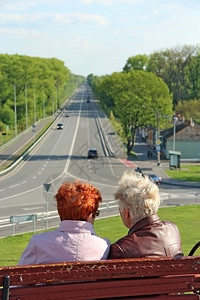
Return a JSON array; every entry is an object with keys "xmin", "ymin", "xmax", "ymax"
[
  {"xmin": 82, "ymin": 0, "xmax": 112, "ymax": 5},
  {"xmin": 0, "ymin": 0, "xmax": 36, "ymax": 11},
  {"xmin": 70, "ymin": 12, "xmax": 109, "ymax": 25},
  {"xmin": 0, "ymin": 27, "xmax": 42, "ymax": 38},
  {"xmin": 0, "ymin": 11, "xmax": 109, "ymax": 26}
]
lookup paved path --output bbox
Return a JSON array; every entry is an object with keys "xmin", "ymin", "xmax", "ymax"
[{"xmin": 0, "ymin": 117, "xmax": 54, "ymax": 170}]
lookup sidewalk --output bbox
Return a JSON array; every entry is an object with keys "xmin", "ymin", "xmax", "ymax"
[
  {"xmin": 0, "ymin": 117, "xmax": 54, "ymax": 172},
  {"xmin": 128, "ymin": 134, "xmax": 200, "ymax": 188}
]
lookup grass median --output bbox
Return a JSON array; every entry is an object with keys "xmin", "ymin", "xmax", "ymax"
[
  {"xmin": 0, "ymin": 204, "xmax": 200, "ymax": 266},
  {"xmin": 165, "ymin": 165, "xmax": 200, "ymax": 182}
]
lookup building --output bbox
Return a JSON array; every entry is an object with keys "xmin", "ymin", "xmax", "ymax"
[{"xmin": 161, "ymin": 123, "xmax": 200, "ymax": 161}]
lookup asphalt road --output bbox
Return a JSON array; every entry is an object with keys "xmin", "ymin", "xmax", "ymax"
[{"xmin": 0, "ymin": 84, "xmax": 200, "ymax": 237}]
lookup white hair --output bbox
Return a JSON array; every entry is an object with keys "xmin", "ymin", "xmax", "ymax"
[{"xmin": 114, "ymin": 171, "xmax": 160, "ymax": 224}]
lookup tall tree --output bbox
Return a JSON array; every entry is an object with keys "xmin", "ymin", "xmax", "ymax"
[
  {"xmin": 123, "ymin": 54, "xmax": 149, "ymax": 72},
  {"xmin": 98, "ymin": 70, "xmax": 173, "ymax": 154}
]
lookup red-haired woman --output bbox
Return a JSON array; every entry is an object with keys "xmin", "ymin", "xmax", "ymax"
[{"xmin": 18, "ymin": 180, "xmax": 110, "ymax": 265}]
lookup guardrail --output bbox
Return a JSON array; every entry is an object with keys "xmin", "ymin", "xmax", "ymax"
[{"xmin": 2, "ymin": 194, "xmax": 200, "ymax": 237}]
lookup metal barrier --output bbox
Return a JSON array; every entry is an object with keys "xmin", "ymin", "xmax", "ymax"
[{"xmin": 10, "ymin": 214, "xmax": 37, "ymax": 235}]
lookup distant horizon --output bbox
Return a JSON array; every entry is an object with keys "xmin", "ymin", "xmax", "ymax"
[{"xmin": 0, "ymin": 0, "xmax": 200, "ymax": 77}]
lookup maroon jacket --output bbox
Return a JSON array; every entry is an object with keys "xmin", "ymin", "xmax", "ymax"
[{"xmin": 108, "ymin": 214, "xmax": 183, "ymax": 259}]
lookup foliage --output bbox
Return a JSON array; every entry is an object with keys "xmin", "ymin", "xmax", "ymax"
[
  {"xmin": 122, "ymin": 45, "xmax": 200, "ymax": 111},
  {"xmin": 0, "ymin": 54, "xmax": 85, "ymax": 137},
  {"xmin": 147, "ymin": 45, "xmax": 200, "ymax": 106},
  {"xmin": 175, "ymin": 99, "xmax": 200, "ymax": 124},
  {"xmin": 123, "ymin": 54, "xmax": 149, "ymax": 72},
  {"xmin": 89, "ymin": 70, "xmax": 173, "ymax": 154}
]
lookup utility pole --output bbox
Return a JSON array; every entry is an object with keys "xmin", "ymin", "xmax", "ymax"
[
  {"xmin": 157, "ymin": 112, "xmax": 161, "ymax": 166},
  {"xmin": 14, "ymin": 84, "xmax": 17, "ymax": 137},
  {"xmin": 173, "ymin": 116, "xmax": 178, "ymax": 150},
  {"xmin": 25, "ymin": 83, "xmax": 28, "ymax": 130},
  {"xmin": 34, "ymin": 85, "xmax": 36, "ymax": 125},
  {"xmin": 43, "ymin": 85, "xmax": 45, "ymax": 119}
]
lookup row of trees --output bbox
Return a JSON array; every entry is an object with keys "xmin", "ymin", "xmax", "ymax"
[
  {"xmin": 88, "ymin": 71, "xmax": 173, "ymax": 154},
  {"xmin": 123, "ymin": 45, "xmax": 200, "ymax": 105},
  {"xmin": 0, "ymin": 54, "xmax": 84, "ymax": 135},
  {"xmin": 88, "ymin": 45, "xmax": 200, "ymax": 154}
]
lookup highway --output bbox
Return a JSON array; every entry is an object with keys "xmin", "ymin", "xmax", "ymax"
[
  {"xmin": 0, "ymin": 84, "xmax": 200, "ymax": 237},
  {"xmin": 0, "ymin": 84, "xmax": 129, "ymax": 236}
]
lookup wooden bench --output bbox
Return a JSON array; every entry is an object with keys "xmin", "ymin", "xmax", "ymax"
[{"xmin": 1, "ymin": 256, "xmax": 200, "ymax": 299}]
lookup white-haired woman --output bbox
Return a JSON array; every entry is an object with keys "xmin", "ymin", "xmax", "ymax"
[{"xmin": 108, "ymin": 171, "xmax": 183, "ymax": 259}]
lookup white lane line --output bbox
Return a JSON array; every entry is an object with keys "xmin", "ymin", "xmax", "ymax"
[
  {"xmin": 9, "ymin": 183, "xmax": 20, "ymax": 189},
  {"xmin": 22, "ymin": 207, "xmax": 43, "ymax": 211},
  {"xmin": 63, "ymin": 91, "xmax": 84, "ymax": 174},
  {"xmin": 21, "ymin": 181, "xmax": 27, "ymax": 184},
  {"xmin": 0, "ymin": 184, "xmax": 43, "ymax": 201}
]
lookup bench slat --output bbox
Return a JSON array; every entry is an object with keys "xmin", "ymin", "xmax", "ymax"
[{"xmin": 5, "ymin": 275, "xmax": 200, "ymax": 299}]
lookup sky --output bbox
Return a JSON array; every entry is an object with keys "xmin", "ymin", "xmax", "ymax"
[{"xmin": 0, "ymin": 0, "xmax": 200, "ymax": 77}]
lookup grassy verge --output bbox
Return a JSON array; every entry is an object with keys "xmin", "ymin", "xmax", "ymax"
[
  {"xmin": 165, "ymin": 165, "xmax": 200, "ymax": 182},
  {"xmin": 1, "ymin": 205, "xmax": 200, "ymax": 266}
]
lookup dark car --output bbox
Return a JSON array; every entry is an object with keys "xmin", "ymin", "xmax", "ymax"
[
  {"xmin": 88, "ymin": 148, "xmax": 98, "ymax": 159},
  {"xmin": 148, "ymin": 174, "xmax": 162, "ymax": 184},
  {"xmin": 57, "ymin": 123, "xmax": 63, "ymax": 129}
]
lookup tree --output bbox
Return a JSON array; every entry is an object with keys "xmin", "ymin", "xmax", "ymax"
[
  {"xmin": 147, "ymin": 45, "xmax": 200, "ymax": 105},
  {"xmin": 0, "ymin": 54, "xmax": 81, "ymax": 136},
  {"xmin": 123, "ymin": 55, "xmax": 149, "ymax": 72},
  {"xmin": 98, "ymin": 70, "xmax": 173, "ymax": 154},
  {"xmin": 175, "ymin": 99, "xmax": 200, "ymax": 123}
]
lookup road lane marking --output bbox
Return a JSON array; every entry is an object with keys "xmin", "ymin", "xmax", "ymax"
[
  {"xmin": 63, "ymin": 91, "xmax": 83, "ymax": 174},
  {"xmin": 9, "ymin": 183, "xmax": 20, "ymax": 189}
]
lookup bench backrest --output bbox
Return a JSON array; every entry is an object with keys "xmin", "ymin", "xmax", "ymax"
[{"xmin": 1, "ymin": 256, "xmax": 200, "ymax": 299}]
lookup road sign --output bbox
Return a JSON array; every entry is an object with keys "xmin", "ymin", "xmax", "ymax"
[
  {"xmin": 156, "ymin": 140, "xmax": 161, "ymax": 145},
  {"xmin": 43, "ymin": 183, "xmax": 51, "ymax": 192},
  {"xmin": 156, "ymin": 145, "xmax": 161, "ymax": 151}
]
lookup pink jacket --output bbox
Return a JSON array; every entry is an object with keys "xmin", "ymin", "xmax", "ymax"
[{"xmin": 18, "ymin": 220, "xmax": 111, "ymax": 265}]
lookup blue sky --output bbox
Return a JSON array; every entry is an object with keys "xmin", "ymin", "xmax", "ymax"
[{"xmin": 0, "ymin": 0, "xmax": 200, "ymax": 77}]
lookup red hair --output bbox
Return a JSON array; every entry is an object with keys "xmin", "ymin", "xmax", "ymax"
[{"xmin": 54, "ymin": 180, "xmax": 102, "ymax": 221}]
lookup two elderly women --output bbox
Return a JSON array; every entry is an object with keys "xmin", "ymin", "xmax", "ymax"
[{"xmin": 18, "ymin": 171, "xmax": 182, "ymax": 265}]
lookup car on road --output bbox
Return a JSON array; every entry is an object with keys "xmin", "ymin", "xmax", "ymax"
[
  {"xmin": 148, "ymin": 174, "xmax": 162, "ymax": 184},
  {"xmin": 57, "ymin": 123, "xmax": 63, "ymax": 130},
  {"xmin": 88, "ymin": 148, "xmax": 98, "ymax": 159}
]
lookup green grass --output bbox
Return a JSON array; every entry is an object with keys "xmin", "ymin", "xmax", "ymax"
[
  {"xmin": 1, "ymin": 205, "xmax": 200, "ymax": 266},
  {"xmin": 165, "ymin": 165, "xmax": 200, "ymax": 182}
]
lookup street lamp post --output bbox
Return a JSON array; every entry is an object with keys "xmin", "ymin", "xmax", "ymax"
[
  {"xmin": 25, "ymin": 83, "xmax": 28, "ymax": 130},
  {"xmin": 14, "ymin": 84, "xmax": 17, "ymax": 137},
  {"xmin": 156, "ymin": 112, "xmax": 161, "ymax": 166},
  {"xmin": 142, "ymin": 105, "xmax": 161, "ymax": 166},
  {"xmin": 34, "ymin": 85, "xmax": 36, "ymax": 125},
  {"xmin": 173, "ymin": 116, "xmax": 178, "ymax": 151},
  {"xmin": 43, "ymin": 85, "xmax": 45, "ymax": 119}
]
